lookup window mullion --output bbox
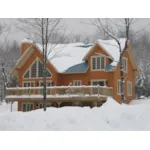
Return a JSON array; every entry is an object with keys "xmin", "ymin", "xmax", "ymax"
[
  {"xmin": 100, "ymin": 57, "xmax": 101, "ymax": 70},
  {"xmin": 96, "ymin": 57, "xmax": 97, "ymax": 70}
]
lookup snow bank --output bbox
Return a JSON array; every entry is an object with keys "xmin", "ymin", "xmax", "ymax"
[
  {"xmin": 0, "ymin": 102, "xmax": 18, "ymax": 113},
  {"xmin": 0, "ymin": 98, "xmax": 150, "ymax": 130}
]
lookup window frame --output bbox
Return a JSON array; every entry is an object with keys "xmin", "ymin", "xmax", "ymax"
[
  {"xmin": 91, "ymin": 55, "xmax": 106, "ymax": 71},
  {"xmin": 22, "ymin": 102, "xmax": 34, "ymax": 112},
  {"xmin": 127, "ymin": 81, "xmax": 132, "ymax": 96},
  {"xmin": 117, "ymin": 79, "xmax": 121, "ymax": 95},
  {"xmin": 22, "ymin": 81, "xmax": 35, "ymax": 87},
  {"xmin": 122, "ymin": 57, "xmax": 128, "ymax": 73},
  {"xmin": 23, "ymin": 58, "xmax": 52, "ymax": 79},
  {"xmin": 73, "ymin": 80, "xmax": 82, "ymax": 86}
]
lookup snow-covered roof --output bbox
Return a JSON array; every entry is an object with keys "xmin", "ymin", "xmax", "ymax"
[
  {"xmin": 97, "ymin": 38, "xmax": 126, "ymax": 66},
  {"xmin": 35, "ymin": 42, "xmax": 93, "ymax": 73},
  {"xmin": 20, "ymin": 38, "xmax": 126, "ymax": 73}
]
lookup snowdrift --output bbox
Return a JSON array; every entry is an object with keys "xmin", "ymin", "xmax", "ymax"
[{"xmin": 0, "ymin": 98, "xmax": 150, "ymax": 130}]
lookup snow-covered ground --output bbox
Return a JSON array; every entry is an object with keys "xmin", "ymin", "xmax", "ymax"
[{"xmin": 0, "ymin": 98, "xmax": 150, "ymax": 130}]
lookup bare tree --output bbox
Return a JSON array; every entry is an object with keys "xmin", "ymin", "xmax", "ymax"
[
  {"xmin": 0, "ymin": 40, "xmax": 20, "ymax": 103},
  {"xmin": 91, "ymin": 18, "xmax": 149, "ymax": 103},
  {"xmin": 0, "ymin": 22, "xmax": 12, "ymax": 102},
  {"xmin": 17, "ymin": 18, "xmax": 65, "ymax": 111}
]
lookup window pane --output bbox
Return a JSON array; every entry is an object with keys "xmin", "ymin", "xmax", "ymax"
[
  {"xmin": 24, "ymin": 83, "xmax": 27, "ymax": 87},
  {"xmin": 24, "ymin": 70, "xmax": 29, "ymax": 78},
  {"xmin": 38, "ymin": 61, "xmax": 43, "ymax": 77},
  {"xmin": 118, "ymin": 81, "xmax": 121, "ymax": 94},
  {"xmin": 40, "ymin": 103, "xmax": 43, "ymax": 108},
  {"xmin": 31, "ymin": 61, "xmax": 37, "ymax": 78},
  {"xmin": 128, "ymin": 82, "xmax": 132, "ymax": 95},
  {"xmin": 23, "ymin": 104, "xmax": 26, "ymax": 112},
  {"xmin": 101, "ymin": 57, "xmax": 104, "ymax": 69},
  {"xmin": 26, "ymin": 104, "xmax": 29, "ymax": 111},
  {"xmin": 46, "ymin": 69, "xmax": 51, "ymax": 77},
  {"xmin": 97, "ymin": 57, "xmax": 100, "ymax": 69},
  {"xmin": 92, "ymin": 57, "xmax": 96, "ymax": 70},
  {"xmin": 74, "ymin": 81, "xmax": 80, "ymax": 86},
  {"xmin": 47, "ymin": 103, "xmax": 51, "ymax": 107},
  {"xmin": 47, "ymin": 82, "xmax": 52, "ymax": 86},
  {"xmin": 31, "ymin": 83, "xmax": 34, "ymax": 87},
  {"xmin": 122, "ymin": 59, "xmax": 127, "ymax": 72},
  {"xmin": 99, "ymin": 81, "xmax": 104, "ymax": 86}
]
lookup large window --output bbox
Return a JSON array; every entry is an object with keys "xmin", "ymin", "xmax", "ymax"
[
  {"xmin": 122, "ymin": 58, "xmax": 127, "ymax": 72},
  {"xmin": 91, "ymin": 56, "xmax": 105, "ymax": 70},
  {"xmin": 127, "ymin": 81, "xmax": 132, "ymax": 96},
  {"xmin": 24, "ymin": 59, "xmax": 52, "ymax": 78},
  {"xmin": 22, "ymin": 103, "xmax": 34, "ymax": 112}
]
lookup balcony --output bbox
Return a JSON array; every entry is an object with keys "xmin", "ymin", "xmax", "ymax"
[{"xmin": 5, "ymin": 85, "xmax": 113, "ymax": 103}]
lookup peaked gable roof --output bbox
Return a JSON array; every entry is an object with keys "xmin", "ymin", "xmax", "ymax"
[
  {"xmin": 11, "ymin": 38, "xmax": 139, "ymax": 76},
  {"xmin": 83, "ymin": 38, "xmax": 126, "ymax": 67}
]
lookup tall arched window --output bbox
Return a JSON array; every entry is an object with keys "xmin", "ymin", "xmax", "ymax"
[{"xmin": 23, "ymin": 59, "xmax": 52, "ymax": 78}]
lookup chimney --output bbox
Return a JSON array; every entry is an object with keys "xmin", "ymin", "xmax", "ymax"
[{"xmin": 20, "ymin": 40, "xmax": 33, "ymax": 55}]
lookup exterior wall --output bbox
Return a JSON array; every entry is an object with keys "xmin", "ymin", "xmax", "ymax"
[
  {"xmin": 18, "ymin": 47, "xmax": 59, "ymax": 87},
  {"xmin": 21, "ymin": 42, "xmax": 32, "ymax": 55},
  {"xmin": 61, "ymin": 44, "xmax": 113, "ymax": 86},
  {"xmin": 17, "ymin": 43, "xmax": 60, "ymax": 111},
  {"xmin": 15, "ymin": 42, "xmax": 136, "ymax": 110},
  {"xmin": 113, "ymin": 50, "xmax": 136, "ymax": 104}
]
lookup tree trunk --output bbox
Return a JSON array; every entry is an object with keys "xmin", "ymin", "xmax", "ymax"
[
  {"xmin": 120, "ymin": 57, "xmax": 125, "ymax": 103},
  {"xmin": 119, "ymin": 44, "xmax": 125, "ymax": 103}
]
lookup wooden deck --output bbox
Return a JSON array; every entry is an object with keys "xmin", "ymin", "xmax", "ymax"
[{"xmin": 5, "ymin": 86, "xmax": 113, "ymax": 103}]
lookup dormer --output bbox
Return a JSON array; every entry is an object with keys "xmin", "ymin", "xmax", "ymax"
[{"xmin": 83, "ymin": 43, "xmax": 112, "ymax": 71}]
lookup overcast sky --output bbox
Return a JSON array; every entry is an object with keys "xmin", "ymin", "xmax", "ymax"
[{"xmin": 0, "ymin": 18, "xmax": 150, "ymax": 43}]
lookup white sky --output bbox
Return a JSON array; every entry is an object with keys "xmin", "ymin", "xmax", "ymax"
[{"xmin": 0, "ymin": 18, "xmax": 150, "ymax": 42}]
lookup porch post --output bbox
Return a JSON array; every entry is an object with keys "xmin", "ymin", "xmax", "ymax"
[
  {"xmin": 57, "ymin": 102, "xmax": 62, "ymax": 108},
  {"xmin": 10, "ymin": 102, "xmax": 13, "ymax": 112}
]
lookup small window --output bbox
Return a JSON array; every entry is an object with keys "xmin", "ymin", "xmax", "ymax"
[
  {"xmin": 122, "ymin": 58, "xmax": 127, "ymax": 72},
  {"xmin": 23, "ymin": 82, "xmax": 34, "ymax": 87},
  {"xmin": 127, "ymin": 81, "xmax": 132, "ymax": 96},
  {"xmin": 117, "ymin": 80, "xmax": 121, "ymax": 95},
  {"xmin": 91, "ymin": 56, "xmax": 105, "ymax": 70},
  {"xmin": 73, "ymin": 80, "xmax": 82, "ymax": 86}
]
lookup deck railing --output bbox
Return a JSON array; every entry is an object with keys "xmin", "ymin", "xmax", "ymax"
[{"xmin": 6, "ymin": 85, "xmax": 113, "ymax": 98}]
